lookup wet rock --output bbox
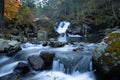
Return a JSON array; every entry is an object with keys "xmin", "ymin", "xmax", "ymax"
[
  {"xmin": 73, "ymin": 48, "xmax": 84, "ymax": 51},
  {"xmin": 0, "ymin": 38, "xmax": 21, "ymax": 54},
  {"xmin": 42, "ymin": 41, "xmax": 48, "ymax": 46},
  {"xmin": 49, "ymin": 41, "xmax": 66, "ymax": 47},
  {"xmin": 0, "ymin": 73, "xmax": 18, "ymax": 80},
  {"xmin": 6, "ymin": 46, "xmax": 21, "ymax": 57},
  {"xmin": 40, "ymin": 51, "xmax": 55, "ymax": 68},
  {"xmin": 14, "ymin": 62, "xmax": 30, "ymax": 75},
  {"xmin": 28, "ymin": 55, "xmax": 45, "ymax": 71},
  {"xmin": 93, "ymin": 30, "xmax": 120, "ymax": 79}
]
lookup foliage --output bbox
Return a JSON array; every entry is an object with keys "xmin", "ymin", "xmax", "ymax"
[
  {"xmin": 15, "ymin": 6, "xmax": 34, "ymax": 25},
  {"xmin": 4, "ymin": 0, "xmax": 21, "ymax": 20}
]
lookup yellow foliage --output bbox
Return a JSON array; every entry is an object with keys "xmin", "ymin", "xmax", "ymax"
[{"xmin": 4, "ymin": 0, "xmax": 22, "ymax": 20}]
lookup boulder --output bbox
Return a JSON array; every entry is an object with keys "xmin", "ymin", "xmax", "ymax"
[
  {"xmin": 5, "ymin": 46, "xmax": 21, "ymax": 57},
  {"xmin": 14, "ymin": 62, "xmax": 30, "ymax": 75},
  {"xmin": 49, "ymin": 41, "xmax": 66, "ymax": 47},
  {"xmin": 40, "ymin": 51, "xmax": 55, "ymax": 68},
  {"xmin": 93, "ymin": 30, "xmax": 120, "ymax": 79},
  {"xmin": 0, "ymin": 39, "xmax": 21, "ymax": 54},
  {"xmin": 28, "ymin": 55, "xmax": 45, "ymax": 71}
]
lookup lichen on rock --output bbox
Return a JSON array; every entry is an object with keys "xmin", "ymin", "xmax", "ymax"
[{"xmin": 93, "ymin": 30, "xmax": 120, "ymax": 77}]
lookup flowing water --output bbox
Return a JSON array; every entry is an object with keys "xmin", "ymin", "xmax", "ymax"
[
  {"xmin": 0, "ymin": 42, "xmax": 96, "ymax": 80},
  {"xmin": 0, "ymin": 21, "xmax": 98, "ymax": 80}
]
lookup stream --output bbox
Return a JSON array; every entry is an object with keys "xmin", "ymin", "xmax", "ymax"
[
  {"xmin": 0, "ymin": 42, "xmax": 96, "ymax": 80},
  {"xmin": 0, "ymin": 21, "xmax": 100, "ymax": 80}
]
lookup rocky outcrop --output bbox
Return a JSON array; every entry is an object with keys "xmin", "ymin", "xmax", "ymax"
[
  {"xmin": 93, "ymin": 30, "xmax": 120, "ymax": 79},
  {"xmin": 40, "ymin": 51, "xmax": 55, "ymax": 68},
  {"xmin": 0, "ymin": 39, "xmax": 21, "ymax": 56},
  {"xmin": 28, "ymin": 55, "xmax": 45, "ymax": 71},
  {"xmin": 14, "ymin": 62, "xmax": 30, "ymax": 75}
]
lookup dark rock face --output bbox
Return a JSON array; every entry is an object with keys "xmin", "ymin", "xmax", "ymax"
[
  {"xmin": 28, "ymin": 55, "xmax": 45, "ymax": 71},
  {"xmin": 40, "ymin": 51, "xmax": 55, "ymax": 68},
  {"xmin": 14, "ymin": 62, "xmax": 30, "ymax": 75}
]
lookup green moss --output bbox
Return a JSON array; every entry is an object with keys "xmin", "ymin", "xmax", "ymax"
[
  {"xmin": 99, "ymin": 32, "xmax": 120, "ymax": 64},
  {"xmin": 104, "ymin": 32, "xmax": 120, "ymax": 43},
  {"xmin": 104, "ymin": 32, "xmax": 120, "ymax": 55}
]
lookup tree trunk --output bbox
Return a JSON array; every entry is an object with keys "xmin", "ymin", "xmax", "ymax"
[
  {"xmin": 0, "ymin": 0, "xmax": 4, "ymax": 31},
  {"xmin": 112, "ymin": 1, "xmax": 118, "ymax": 20}
]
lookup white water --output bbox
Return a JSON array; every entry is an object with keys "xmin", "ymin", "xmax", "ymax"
[
  {"xmin": 52, "ymin": 59, "xmax": 65, "ymax": 72},
  {"xmin": 0, "ymin": 56, "xmax": 9, "ymax": 64},
  {"xmin": 0, "ymin": 62, "xmax": 19, "ymax": 77},
  {"xmin": 57, "ymin": 34, "xmax": 67, "ymax": 42},
  {"xmin": 73, "ymin": 56, "xmax": 92, "ymax": 73},
  {"xmin": 0, "ymin": 61, "xmax": 27, "ymax": 77},
  {"xmin": 54, "ymin": 21, "xmax": 70, "ymax": 42},
  {"xmin": 21, "ymin": 42, "xmax": 49, "ymax": 50},
  {"xmin": 68, "ymin": 34, "xmax": 82, "ymax": 37},
  {"xmin": 55, "ymin": 21, "xmax": 70, "ymax": 34},
  {"xmin": 30, "ymin": 71, "xmax": 95, "ymax": 80},
  {"xmin": 0, "ymin": 42, "xmax": 96, "ymax": 80},
  {"xmin": 54, "ymin": 21, "xmax": 82, "ymax": 42}
]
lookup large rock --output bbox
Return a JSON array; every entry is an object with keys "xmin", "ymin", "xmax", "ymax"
[
  {"xmin": 14, "ymin": 62, "xmax": 30, "ymax": 75},
  {"xmin": 40, "ymin": 51, "xmax": 55, "ymax": 68},
  {"xmin": 28, "ymin": 55, "xmax": 45, "ymax": 71},
  {"xmin": 5, "ymin": 46, "xmax": 21, "ymax": 57},
  {"xmin": 93, "ymin": 30, "xmax": 120, "ymax": 79},
  {"xmin": 0, "ymin": 39, "xmax": 21, "ymax": 54}
]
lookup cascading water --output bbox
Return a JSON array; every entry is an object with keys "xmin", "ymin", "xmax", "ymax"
[
  {"xmin": 54, "ymin": 21, "xmax": 70, "ymax": 34},
  {"xmin": 52, "ymin": 59, "xmax": 65, "ymax": 72},
  {"xmin": 54, "ymin": 21, "xmax": 70, "ymax": 42},
  {"xmin": 73, "ymin": 56, "xmax": 92, "ymax": 73},
  {"xmin": 0, "ymin": 42, "xmax": 96, "ymax": 80}
]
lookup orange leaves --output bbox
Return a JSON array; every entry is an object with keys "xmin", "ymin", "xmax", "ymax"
[{"xmin": 4, "ymin": 0, "xmax": 22, "ymax": 20}]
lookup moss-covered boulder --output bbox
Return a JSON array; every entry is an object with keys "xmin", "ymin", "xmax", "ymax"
[{"xmin": 93, "ymin": 30, "xmax": 120, "ymax": 79}]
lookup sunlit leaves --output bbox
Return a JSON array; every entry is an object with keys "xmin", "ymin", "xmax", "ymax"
[{"xmin": 4, "ymin": 0, "xmax": 22, "ymax": 20}]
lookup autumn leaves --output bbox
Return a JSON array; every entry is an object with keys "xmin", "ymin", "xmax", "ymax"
[
  {"xmin": 4, "ymin": 0, "xmax": 21, "ymax": 20},
  {"xmin": 4, "ymin": 0, "xmax": 34, "ymax": 25}
]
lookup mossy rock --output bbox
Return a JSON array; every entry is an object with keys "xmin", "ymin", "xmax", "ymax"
[{"xmin": 93, "ymin": 30, "xmax": 120, "ymax": 78}]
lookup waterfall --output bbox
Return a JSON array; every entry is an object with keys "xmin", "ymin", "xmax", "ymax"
[
  {"xmin": 0, "ymin": 42, "xmax": 96, "ymax": 80},
  {"xmin": 54, "ymin": 21, "xmax": 70, "ymax": 34},
  {"xmin": 54, "ymin": 21, "xmax": 70, "ymax": 42},
  {"xmin": 52, "ymin": 59, "xmax": 65, "ymax": 72},
  {"xmin": 73, "ymin": 56, "xmax": 92, "ymax": 73}
]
